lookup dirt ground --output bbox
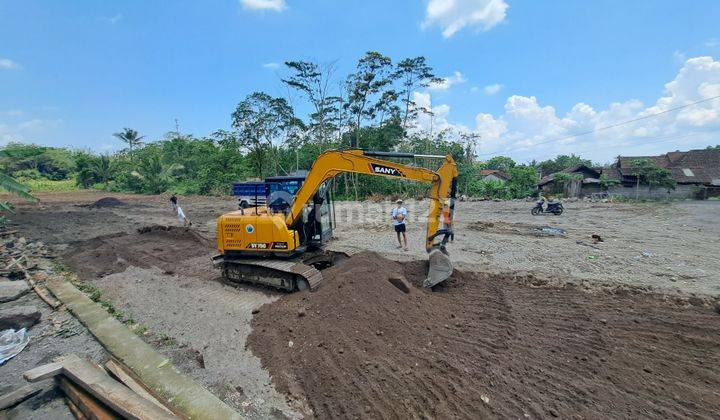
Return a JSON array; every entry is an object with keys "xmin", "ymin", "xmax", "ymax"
[
  {"xmin": 2, "ymin": 191, "xmax": 720, "ymax": 418},
  {"xmin": 249, "ymin": 252, "xmax": 720, "ymax": 418}
]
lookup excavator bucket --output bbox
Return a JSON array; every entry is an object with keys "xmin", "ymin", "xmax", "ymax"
[{"xmin": 424, "ymin": 248, "xmax": 453, "ymax": 288}]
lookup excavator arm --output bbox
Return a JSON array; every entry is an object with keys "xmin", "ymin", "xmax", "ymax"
[{"xmin": 285, "ymin": 149, "xmax": 459, "ymax": 253}]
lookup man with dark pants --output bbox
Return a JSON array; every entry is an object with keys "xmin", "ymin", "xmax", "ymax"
[
  {"xmin": 391, "ymin": 199, "xmax": 408, "ymax": 251},
  {"xmin": 170, "ymin": 193, "xmax": 178, "ymax": 211}
]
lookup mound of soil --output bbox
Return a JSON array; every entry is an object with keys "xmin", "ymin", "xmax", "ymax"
[
  {"xmin": 248, "ymin": 252, "xmax": 720, "ymax": 418},
  {"xmin": 62, "ymin": 226, "xmax": 212, "ymax": 279},
  {"xmin": 85, "ymin": 197, "xmax": 126, "ymax": 208}
]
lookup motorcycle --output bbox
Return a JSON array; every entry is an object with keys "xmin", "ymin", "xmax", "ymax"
[{"xmin": 531, "ymin": 200, "xmax": 563, "ymax": 216}]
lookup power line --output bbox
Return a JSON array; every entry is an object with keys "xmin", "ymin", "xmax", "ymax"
[
  {"xmin": 478, "ymin": 94, "xmax": 720, "ymax": 157},
  {"xmin": 568, "ymin": 131, "xmax": 713, "ymax": 158}
]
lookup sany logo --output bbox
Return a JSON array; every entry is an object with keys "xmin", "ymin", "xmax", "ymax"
[{"xmin": 369, "ymin": 163, "xmax": 404, "ymax": 177}]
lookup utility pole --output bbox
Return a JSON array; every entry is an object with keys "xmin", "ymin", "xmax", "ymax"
[{"xmin": 174, "ymin": 118, "xmax": 180, "ymax": 136}]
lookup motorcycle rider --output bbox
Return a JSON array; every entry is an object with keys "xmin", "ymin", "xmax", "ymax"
[{"xmin": 538, "ymin": 193, "xmax": 549, "ymax": 211}]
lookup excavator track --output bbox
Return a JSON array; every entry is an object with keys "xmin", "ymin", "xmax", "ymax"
[
  {"xmin": 213, "ymin": 249, "xmax": 358, "ymax": 292},
  {"xmin": 214, "ymin": 256, "xmax": 322, "ymax": 292}
]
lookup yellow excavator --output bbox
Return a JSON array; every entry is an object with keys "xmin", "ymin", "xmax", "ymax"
[{"xmin": 212, "ymin": 149, "xmax": 458, "ymax": 291}]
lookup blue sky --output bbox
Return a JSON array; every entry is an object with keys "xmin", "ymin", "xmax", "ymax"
[{"xmin": 1, "ymin": 0, "xmax": 719, "ymax": 163}]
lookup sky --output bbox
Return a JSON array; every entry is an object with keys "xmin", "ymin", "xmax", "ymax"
[{"xmin": 1, "ymin": 0, "xmax": 719, "ymax": 164}]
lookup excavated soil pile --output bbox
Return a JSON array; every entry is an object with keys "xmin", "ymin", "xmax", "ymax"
[
  {"xmin": 249, "ymin": 252, "xmax": 720, "ymax": 419},
  {"xmin": 62, "ymin": 225, "xmax": 212, "ymax": 279},
  {"xmin": 84, "ymin": 196, "xmax": 126, "ymax": 208}
]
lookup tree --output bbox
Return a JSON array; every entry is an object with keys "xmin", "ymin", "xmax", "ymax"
[
  {"xmin": 113, "ymin": 128, "xmax": 145, "ymax": 157},
  {"xmin": 536, "ymin": 154, "xmax": 592, "ymax": 176},
  {"xmin": 645, "ymin": 165, "xmax": 676, "ymax": 192},
  {"xmin": 0, "ymin": 148, "xmax": 39, "ymax": 222},
  {"xmin": 507, "ymin": 166, "xmax": 539, "ymax": 198},
  {"xmin": 91, "ymin": 155, "xmax": 114, "ymax": 187},
  {"xmin": 74, "ymin": 153, "xmax": 114, "ymax": 188},
  {"xmin": 131, "ymin": 153, "xmax": 183, "ymax": 194},
  {"xmin": 231, "ymin": 92, "xmax": 296, "ymax": 177},
  {"xmin": 394, "ymin": 57, "xmax": 442, "ymax": 128},
  {"xmin": 599, "ymin": 173, "xmax": 620, "ymax": 190},
  {"xmin": 629, "ymin": 158, "xmax": 676, "ymax": 199},
  {"xmin": 550, "ymin": 172, "xmax": 582, "ymax": 195},
  {"xmin": 282, "ymin": 61, "xmax": 341, "ymax": 147},
  {"xmin": 344, "ymin": 51, "xmax": 396, "ymax": 148},
  {"xmin": 484, "ymin": 156, "xmax": 516, "ymax": 172}
]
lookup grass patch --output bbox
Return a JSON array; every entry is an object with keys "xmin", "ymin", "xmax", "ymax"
[
  {"xmin": 21, "ymin": 178, "xmax": 79, "ymax": 192},
  {"xmin": 156, "ymin": 331, "xmax": 177, "ymax": 347}
]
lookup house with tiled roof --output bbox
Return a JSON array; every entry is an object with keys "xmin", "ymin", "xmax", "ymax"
[
  {"xmin": 537, "ymin": 148, "xmax": 720, "ymax": 199},
  {"xmin": 538, "ymin": 164, "xmax": 603, "ymax": 196},
  {"xmin": 604, "ymin": 148, "xmax": 720, "ymax": 199},
  {"xmin": 479, "ymin": 169, "xmax": 511, "ymax": 182}
]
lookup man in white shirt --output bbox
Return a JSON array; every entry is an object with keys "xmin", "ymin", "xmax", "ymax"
[{"xmin": 391, "ymin": 199, "xmax": 408, "ymax": 251}]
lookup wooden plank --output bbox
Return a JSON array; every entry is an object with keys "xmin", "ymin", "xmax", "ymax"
[
  {"xmin": 23, "ymin": 361, "xmax": 64, "ymax": 383},
  {"xmin": 0, "ymin": 384, "xmax": 42, "ymax": 410},
  {"xmin": 104, "ymin": 360, "xmax": 175, "ymax": 416},
  {"xmin": 64, "ymin": 396, "xmax": 89, "ymax": 420},
  {"xmin": 9, "ymin": 255, "xmax": 61, "ymax": 309},
  {"xmin": 60, "ymin": 356, "xmax": 177, "ymax": 420},
  {"xmin": 59, "ymin": 377, "xmax": 120, "ymax": 420}
]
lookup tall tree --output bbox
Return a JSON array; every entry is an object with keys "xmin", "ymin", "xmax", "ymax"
[
  {"xmin": 485, "ymin": 156, "xmax": 516, "ymax": 172},
  {"xmin": 394, "ymin": 57, "xmax": 442, "ymax": 128},
  {"xmin": 282, "ymin": 61, "xmax": 340, "ymax": 147},
  {"xmin": 231, "ymin": 92, "xmax": 296, "ymax": 177},
  {"xmin": 113, "ymin": 128, "xmax": 145, "ymax": 158},
  {"xmin": 344, "ymin": 51, "xmax": 396, "ymax": 148}
]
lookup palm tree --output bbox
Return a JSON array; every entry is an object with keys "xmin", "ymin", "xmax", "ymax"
[
  {"xmin": 131, "ymin": 154, "xmax": 183, "ymax": 194},
  {"xmin": 0, "ymin": 150, "xmax": 38, "ymax": 218},
  {"xmin": 91, "ymin": 155, "xmax": 113, "ymax": 188},
  {"xmin": 113, "ymin": 128, "xmax": 146, "ymax": 157}
]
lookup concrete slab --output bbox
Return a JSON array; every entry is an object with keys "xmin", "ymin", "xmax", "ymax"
[{"xmin": 46, "ymin": 279, "xmax": 242, "ymax": 420}]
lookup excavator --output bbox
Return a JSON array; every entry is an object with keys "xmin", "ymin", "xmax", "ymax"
[{"xmin": 212, "ymin": 149, "xmax": 458, "ymax": 291}]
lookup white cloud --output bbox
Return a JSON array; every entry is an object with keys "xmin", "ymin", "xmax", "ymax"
[
  {"xmin": 262, "ymin": 62, "xmax": 280, "ymax": 69},
  {"xmin": 0, "ymin": 118, "xmax": 63, "ymax": 146},
  {"xmin": 240, "ymin": 0, "xmax": 286, "ymax": 12},
  {"xmin": 409, "ymin": 56, "xmax": 720, "ymax": 162},
  {"xmin": 673, "ymin": 50, "xmax": 686, "ymax": 64},
  {"xmin": 18, "ymin": 118, "xmax": 62, "ymax": 131},
  {"xmin": 100, "ymin": 13, "xmax": 124, "ymax": 24},
  {"xmin": 705, "ymin": 38, "xmax": 720, "ymax": 48},
  {"xmin": 0, "ymin": 109, "xmax": 23, "ymax": 117},
  {"xmin": 0, "ymin": 58, "xmax": 21, "ymax": 70},
  {"xmin": 0, "ymin": 124, "xmax": 18, "ymax": 145},
  {"xmin": 483, "ymin": 83, "xmax": 503, "ymax": 95},
  {"xmin": 423, "ymin": 0, "xmax": 509, "ymax": 38},
  {"xmin": 429, "ymin": 71, "xmax": 467, "ymax": 91}
]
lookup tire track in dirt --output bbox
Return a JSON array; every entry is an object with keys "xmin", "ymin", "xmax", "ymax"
[{"xmin": 248, "ymin": 252, "xmax": 720, "ymax": 419}]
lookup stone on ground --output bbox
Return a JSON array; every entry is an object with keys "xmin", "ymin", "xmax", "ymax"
[
  {"xmin": 0, "ymin": 305, "xmax": 42, "ymax": 330},
  {"xmin": 0, "ymin": 281, "xmax": 30, "ymax": 303}
]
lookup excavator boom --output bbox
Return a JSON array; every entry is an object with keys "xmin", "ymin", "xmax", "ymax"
[{"xmin": 286, "ymin": 149, "xmax": 458, "ymax": 253}]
